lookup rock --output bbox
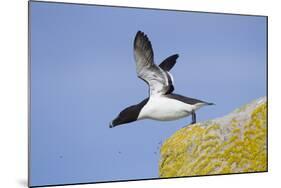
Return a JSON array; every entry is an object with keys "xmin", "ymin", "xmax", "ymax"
[{"xmin": 159, "ymin": 97, "xmax": 267, "ymax": 177}]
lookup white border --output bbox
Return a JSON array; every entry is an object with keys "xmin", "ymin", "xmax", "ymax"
[{"xmin": 1, "ymin": 0, "xmax": 280, "ymax": 188}]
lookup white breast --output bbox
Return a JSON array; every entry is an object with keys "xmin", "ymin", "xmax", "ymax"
[{"xmin": 138, "ymin": 96, "xmax": 201, "ymax": 121}]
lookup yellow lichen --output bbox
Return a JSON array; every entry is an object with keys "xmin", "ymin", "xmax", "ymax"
[{"xmin": 159, "ymin": 98, "xmax": 267, "ymax": 178}]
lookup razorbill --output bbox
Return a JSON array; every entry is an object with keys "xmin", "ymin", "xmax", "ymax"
[{"xmin": 109, "ymin": 31, "xmax": 214, "ymax": 128}]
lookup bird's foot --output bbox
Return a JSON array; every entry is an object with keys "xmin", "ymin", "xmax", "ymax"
[
  {"xmin": 182, "ymin": 120, "xmax": 196, "ymax": 129},
  {"xmin": 190, "ymin": 120, "xmax": 196, "ymax": 125}
]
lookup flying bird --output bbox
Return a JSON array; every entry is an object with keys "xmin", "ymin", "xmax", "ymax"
[{"xmin": 110, "ymin": 31, "xmax": 214, "ymax": 128}]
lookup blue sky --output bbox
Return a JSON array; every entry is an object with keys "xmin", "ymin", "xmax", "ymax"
[{"xmin": 30, "ymin": 1, "xmax": 267, "ymax": 186}]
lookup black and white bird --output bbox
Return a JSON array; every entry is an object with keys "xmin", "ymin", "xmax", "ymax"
[{"xmin": 109, "ymin": 31, "xmax": 214, "ymax": 128}]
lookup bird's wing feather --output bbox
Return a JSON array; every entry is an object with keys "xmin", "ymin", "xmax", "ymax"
[
  {"xmin": 134, "ymin": 31, "xmax": 172, "ymax": 96},
  {"xmin": 159, "ymin": 54, "xmax": 179, "ymax": 71},
  {"xmin": 158, "ymin": 54, "xmax": 179, "ymax": 93}
]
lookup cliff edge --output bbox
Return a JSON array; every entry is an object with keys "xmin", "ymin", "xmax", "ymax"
[{"xmin": 159, "ymin": 97, "xmax": 267, "ymax": 177}]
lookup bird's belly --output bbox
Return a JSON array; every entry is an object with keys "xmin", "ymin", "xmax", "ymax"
[
  {"xmin": 148, "ymin": 108, "xmax": 191, "ymax": 121},
  {"xmin": 138, "ymin": 97, "xmax": 193, "ymax": 121}
]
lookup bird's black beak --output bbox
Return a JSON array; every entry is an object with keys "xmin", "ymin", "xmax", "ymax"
[{"xmin": 109, "ymin": 121, "xmax": 114, "ymax": 128}]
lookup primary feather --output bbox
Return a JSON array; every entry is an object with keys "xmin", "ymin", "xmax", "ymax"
[{"xmin": 133, "ymin": 31, "xmax": 176, "ymax": 96}]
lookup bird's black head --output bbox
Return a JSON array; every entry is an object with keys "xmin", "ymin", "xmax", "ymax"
[
  {"xmin": 109, "ymin": 98, "xmax": 149, "ymax": 128},
  {"xmin": 109, "ymin": 105, "xmax": 139, "ymax": 128}
]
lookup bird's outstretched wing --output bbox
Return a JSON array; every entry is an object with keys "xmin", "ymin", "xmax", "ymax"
[
  {"xmin": 159, "ymin": 54, "xmax": 179, "ymax": 71},
  {"xmin": 159, "ymin": 54, "xmax": 179, "ymax": 93},
  {"xmin": 134, "ymin": 31, "xmax": 174, "ymax": 96}
]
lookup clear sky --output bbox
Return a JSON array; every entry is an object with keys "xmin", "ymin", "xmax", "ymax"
[{"xmin": 30, "ymin": 1, "xmax": 267, "ymax": 186}]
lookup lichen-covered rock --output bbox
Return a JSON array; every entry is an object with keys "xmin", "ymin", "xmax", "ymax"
[{"xmin": 159, "ymin": 97, "xmax": 267, "ymax": 178}]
